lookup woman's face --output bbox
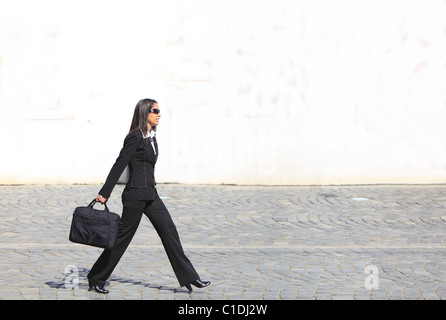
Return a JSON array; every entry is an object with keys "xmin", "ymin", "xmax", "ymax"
[{"xmin": 147, "ymin": 103, "xmax": 161, "ymax": 128}]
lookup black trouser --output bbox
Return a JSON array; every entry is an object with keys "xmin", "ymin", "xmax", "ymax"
[{"xmin": 87, "ymin": 194, "xmax": 199, "ymax": 287}]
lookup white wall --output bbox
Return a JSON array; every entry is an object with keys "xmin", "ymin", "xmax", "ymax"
[{"xmin": 0, "ymin": 0, "xmax": 445, "ymax": 185}]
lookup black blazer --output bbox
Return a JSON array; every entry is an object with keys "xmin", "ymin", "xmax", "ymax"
[{"xmin": 99, "ymin": 130, "xmax": 159, "ymax": 200}]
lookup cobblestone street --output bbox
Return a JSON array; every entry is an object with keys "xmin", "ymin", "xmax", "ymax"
[{"xmin": 0, "ymin": 184, "xmax": 445, "ymax": 300}]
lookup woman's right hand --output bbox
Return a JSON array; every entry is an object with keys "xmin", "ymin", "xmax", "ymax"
[{"xmin": 96, "ymin": 194, "xmax": 108, "ymax": 204}]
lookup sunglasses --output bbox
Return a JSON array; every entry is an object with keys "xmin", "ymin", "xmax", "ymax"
[{"xmin": 149, "ymin": 108, "xmax": 161, "ymax": 114}]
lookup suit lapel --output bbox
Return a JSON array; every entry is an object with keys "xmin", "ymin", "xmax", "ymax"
[
  {"xmin": 142, "ymin": 137, "xmax": 157, "ymax": 164},
  {"xmin": 153, "ymin": 137, "xmax": 159, "ymax": 162},
  {"xmin": 138, "ymin": 129, "xmax": 158, "ymax": 164}
]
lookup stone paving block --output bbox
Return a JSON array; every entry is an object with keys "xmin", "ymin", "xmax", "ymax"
[{"xmin": 0, "ymin": 184, "xmax": 446, "ymax": 300}]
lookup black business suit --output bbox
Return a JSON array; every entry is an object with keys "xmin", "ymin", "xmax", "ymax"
[{"xmin": 87, "ymin": 130, "xmax": 199, "ymax": 287}]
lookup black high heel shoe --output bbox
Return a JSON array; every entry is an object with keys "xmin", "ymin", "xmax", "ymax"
[
  {"xmin": 88, "ymin": 280, "xmax": 109, "ymax": 294},
  {"xmin": 185, "ymin": 279, "xmax": 211, "ymax": 292},
  {"xmin": 90, "ymin": 285, "xmax": 109, "ymax": 294}
]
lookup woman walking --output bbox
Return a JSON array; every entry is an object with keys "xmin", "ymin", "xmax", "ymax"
[{"xmin": 87, "ymin": 98, "xmax": 210, "ymax": 294}]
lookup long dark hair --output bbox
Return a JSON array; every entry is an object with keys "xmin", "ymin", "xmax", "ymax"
[{"xmin": 129, "ymin": 98, "xmax": 158, "ymax": 134}]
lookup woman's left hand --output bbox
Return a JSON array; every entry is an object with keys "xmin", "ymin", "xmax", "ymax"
[{"xmin": 96, "ymin": 195, "xmax": 108, "ymax": 204}]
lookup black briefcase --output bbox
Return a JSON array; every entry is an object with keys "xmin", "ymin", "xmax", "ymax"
[{"xmin": 69, "ymin": 199, "xmax": 121, "ymax": 249}]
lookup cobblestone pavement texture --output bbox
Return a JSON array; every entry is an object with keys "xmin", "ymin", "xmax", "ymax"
[{"xmin": 0, "ymin": 184, "xmax": 446, "ymax": 300}]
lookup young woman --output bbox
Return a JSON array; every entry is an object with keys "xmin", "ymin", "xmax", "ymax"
[{"xmin": 87, "ymin": 98, "xmax": 210, "ymax": 294}]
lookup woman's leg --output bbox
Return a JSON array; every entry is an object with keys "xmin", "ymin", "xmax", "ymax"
[
  {"xmin": 144, "ymin": 195, "xmax": 199, "ymax": 287},
  {"xmin": 87, "ymin": 200, "xmax": 145, "ymax": 287}
]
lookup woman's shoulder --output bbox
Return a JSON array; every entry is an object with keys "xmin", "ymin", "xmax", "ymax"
[
  {"xmin": 126, "ymin": 130, "xmax": 142, "ymax": 138},
  {"xmin": 123, "ymin": 130, "xmax": 142, "ymax": 144}
]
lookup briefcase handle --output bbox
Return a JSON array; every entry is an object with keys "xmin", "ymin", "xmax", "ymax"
[{"xmin": 87, "ymin": 199, "xmax": 110, "ymax": 212}]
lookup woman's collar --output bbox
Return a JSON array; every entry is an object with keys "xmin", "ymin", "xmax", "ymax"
[{"xmin": 141, "ymin": 129, "xmax": 156, "ymax": 139}]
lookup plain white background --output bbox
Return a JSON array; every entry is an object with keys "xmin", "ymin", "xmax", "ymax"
[{"xmin": 0, "ymin": 0, "xmax": 445, "ymax": 185}]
